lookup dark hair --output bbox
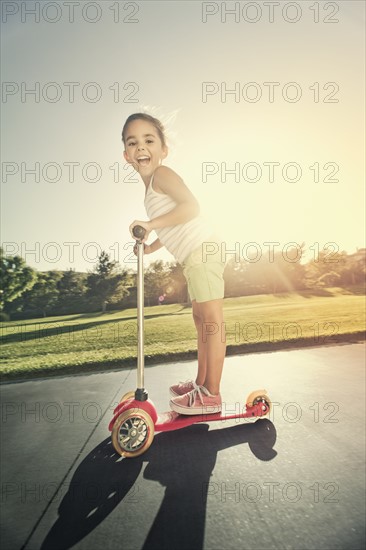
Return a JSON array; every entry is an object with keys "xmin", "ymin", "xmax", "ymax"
[{"xmin": 122, "ymin": 113, "xmax": 167, "ymax": 148}]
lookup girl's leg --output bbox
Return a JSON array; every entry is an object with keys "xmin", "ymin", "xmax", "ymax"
[
  {"xmin": 191, "ymin": 300, "xmax": 207, "ymax": 386},
  {"xmin": 198, "ymin": 298, "xmax": 226, "ymax": 395}
]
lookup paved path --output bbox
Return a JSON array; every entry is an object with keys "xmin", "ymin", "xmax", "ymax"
[{"xmin": 1, "ymin": 343, "xmax": 365, "ymax": 550}]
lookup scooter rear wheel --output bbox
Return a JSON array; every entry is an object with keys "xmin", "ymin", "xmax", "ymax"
[
  {"xmin": 112, "ymin": 409, "xmax": 155, "ymax": 458},
  {"xmin": 245, "ymin": 389, "xmax": 271, "ymax": 417}
]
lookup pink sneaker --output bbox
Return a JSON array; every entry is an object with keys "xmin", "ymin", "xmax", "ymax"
[
  {"xmin": 169, "ymin": 380, "xmax": 198, "ymax": 397},
  {"xmin": 170, "ymin": 386, "xmax": 222, "ymax": 415}
]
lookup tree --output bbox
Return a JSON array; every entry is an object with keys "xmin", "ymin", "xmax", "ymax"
[
  {"xmin": 166, "ymin": 262, "xmax": 188, "ymax": 303},
  {"xmin": 0, "ymin": 248, "xmax": 37, "ymax": 312},
  {"xmin": 144, "ymin": 260, "xmax": 170, "ymax": 306},
  {"xmin": 18, "ymin": 271, "xmax": 62, "ymax": 317},
  {"xmin": 305, "ymin": 249, "xmax": 347, "ymax": 289},
  {"xmin": 224, "ymin": 257, "xmax": 253, "ymax": 297},
  {"xmin": 86, "ymin": 251, "xmax": 130, "ymax": 313},
  {"xmin": 255, "ymin": 244, "xmax": 305, "ymax": 293},
  {"xmin": 340, "ymin": 250, "xmax": 366, "ymax": 286},
  {"xmin": 56, "ymin": 269, "xmax": 88, "ymax": 314}
]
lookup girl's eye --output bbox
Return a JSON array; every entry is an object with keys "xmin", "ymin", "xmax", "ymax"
[
  {"xmin": 128, "ymin": 142, "xmax": 136, "ymax": 146},
  {"xmin": 146, "ymin": 140, "xmax": 153, "ymax": 144}
]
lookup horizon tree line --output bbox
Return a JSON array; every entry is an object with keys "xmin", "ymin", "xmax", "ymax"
[{"xmin": 0, "ymin": 245, "xmax": 365, "ymax": 321}]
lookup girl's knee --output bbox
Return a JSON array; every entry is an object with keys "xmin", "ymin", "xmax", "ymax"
[{"xmin": 198, "ymin": 299, "xmax": 223, "ymax": 323}]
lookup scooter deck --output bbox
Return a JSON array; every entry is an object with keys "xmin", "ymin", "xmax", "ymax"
[
  {"xmin": 155, "ymin": 403, "xmax": 265, "ymax": 432},
  {"xmin": 109, "ymin": 394, "xmax": 270, "ymax": 434}
]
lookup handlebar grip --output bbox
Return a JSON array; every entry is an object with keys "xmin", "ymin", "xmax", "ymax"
[{"xmin": 132, "ymin": 225, "xmax": 146, "ymax": 240}]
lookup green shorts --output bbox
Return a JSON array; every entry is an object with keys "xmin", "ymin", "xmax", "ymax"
[{"xmin": 182, "ymin": 241, "xmax": 226, "ymax": 303}]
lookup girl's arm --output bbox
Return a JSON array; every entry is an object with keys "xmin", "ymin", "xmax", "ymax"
[
  {"xmin": 149, "ymin": 166, "xmax": 200, "ymax": 230},
  {"xmin": 129, "ymin": 166, "xmax": 200, "ymax": 242},
  {"xmin": 148, "ymin": 238, "xmax": 164, "ymax": 253},
  {"xmin": 134, "ymin": 238, "xmax": 164, "ymax": 256}
]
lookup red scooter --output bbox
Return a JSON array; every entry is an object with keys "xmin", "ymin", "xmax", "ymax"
[{"xmin": 109, "ymin": 226, "xmax": 271, "ymax": 458}]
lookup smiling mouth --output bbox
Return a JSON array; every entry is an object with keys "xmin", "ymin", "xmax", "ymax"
[{"xmin": 137, "ymin": 156, "xmax": 150, "ymax": 166}]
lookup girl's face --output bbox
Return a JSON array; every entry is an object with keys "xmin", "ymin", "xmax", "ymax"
[{"xmin": 123, "ymin": 119, "xmax": 168, "ymax": 177}]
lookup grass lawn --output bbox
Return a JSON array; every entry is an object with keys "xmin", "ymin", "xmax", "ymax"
[{"xmin": 1, "ymin": 287, "xmax": 365, "ymax": 380}]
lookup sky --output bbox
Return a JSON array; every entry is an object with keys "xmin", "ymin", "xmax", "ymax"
[{"xmin": 1, "ymin": 0, "xmax": 365, "ymax": 273}]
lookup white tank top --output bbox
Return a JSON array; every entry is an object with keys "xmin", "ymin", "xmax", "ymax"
[{"xmin": 144, "ymin": 173, "xmax": 214, "ymax": 263}]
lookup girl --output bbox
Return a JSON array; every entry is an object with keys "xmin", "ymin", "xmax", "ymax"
[{"xmin": 122, "ymin": 113, "xmax": 226, "ymax": 415}]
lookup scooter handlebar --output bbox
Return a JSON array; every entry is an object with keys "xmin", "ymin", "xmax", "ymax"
[{"xmin": 132, "ymin": 225, "xmax": 146, "ymax": 240}]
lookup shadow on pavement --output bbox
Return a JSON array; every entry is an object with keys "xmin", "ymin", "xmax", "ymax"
[{"xmin": 40, "ymin": 420, "xmax": 277, "ymax": 550}]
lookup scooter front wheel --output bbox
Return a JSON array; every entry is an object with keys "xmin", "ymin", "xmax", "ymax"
[
  {"xmin": 119, "ymin": 390, "xmax": 135, "ymax": 404},
  {"xmin": 245, "ymin": 389, "xmax": 271, "ymax": 417},
  {"xmin": 112, "ymin": 409, "xmax": 155, "ymax": 458}
]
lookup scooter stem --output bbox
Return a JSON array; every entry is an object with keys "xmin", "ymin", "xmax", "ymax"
[{"xmin": 133, "ymin": 225, "xmax": 148, "ymax": 401}]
